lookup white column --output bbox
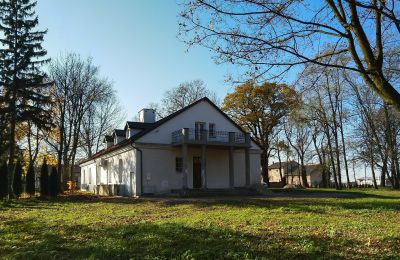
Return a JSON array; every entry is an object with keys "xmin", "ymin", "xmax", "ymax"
[
  {"xmin": 182, "ymin": 143, "xmax": 188, "ymax": 189},
  {"xmin": 229, "ymin": 132, "xmax": 235, "ymax": 188},
  {"xmin": 201, "ymin": 144, "xmax": 207, "ymax": 189}
]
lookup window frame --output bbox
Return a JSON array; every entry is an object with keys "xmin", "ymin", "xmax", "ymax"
[
  {"xmin": 209, "ymin": 123, "xmax": 216, "ymax": 138},
  {"xmin": 88, "ymin": 168, "xmax": 92, "ymax": 184},
  {"xmin": 118, "ymin": 159, "xmax": 123, "ymax": 184},
  {"xmin": 175, "ymin": 157, "xmax": 183, "ymax": 173}
]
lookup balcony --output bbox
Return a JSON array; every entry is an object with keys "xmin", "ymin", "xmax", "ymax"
[{"xmin": 171, "ymin": 128, "xmax": 250, "ymax": 147}]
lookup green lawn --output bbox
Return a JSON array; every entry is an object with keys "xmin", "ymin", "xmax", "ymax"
[{"xmin": 1, "ymin": 189, "xmax": 400, "ymax": 259}]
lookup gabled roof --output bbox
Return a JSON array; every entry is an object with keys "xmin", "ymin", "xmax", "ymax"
[
  {"xmin": 124, "ymin": 121, "xmax": 154, "ymax": 131},
  {"xmin": 79, "ymin": 97, "xmax": 260, "ymax": 165}
]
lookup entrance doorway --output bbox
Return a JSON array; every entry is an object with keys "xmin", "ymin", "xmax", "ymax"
[{"xmin": 193, "ymin": 156, "xmax": 202, "ymax": 188}]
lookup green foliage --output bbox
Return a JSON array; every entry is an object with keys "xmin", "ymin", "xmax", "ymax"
[
  {"xmin": 40, "ymin": 159, "xmax": 49, "ymax": 197},
  {"xmin": 49, "ymin": 166, "xmax": 59, "ymax": 197},
  {"xmin": 12, "ymin": 160, "xmax": 23, "ymax": 198},
  {"xmin": 0, "ymin": 189, "xmax": 399, "ymax": 259},
  {"xmin": 26, "ymin": 164, "xmax": 35, "ymax": 196},
  {"xmin": 0, "ymin": 161, "xmax": 8, "ymax": 199}
]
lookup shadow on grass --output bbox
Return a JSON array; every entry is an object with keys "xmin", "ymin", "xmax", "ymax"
[
  {"xmin": 2, "ymin": 220, "xmax": 375, "ymax": 259},
  {"xmin": 2, "ymin": 189, "xmax": 400, "ymax": 215},
  {"xmin": 268, "ymin": 188, "xmax": 400, "ymax": 199}
]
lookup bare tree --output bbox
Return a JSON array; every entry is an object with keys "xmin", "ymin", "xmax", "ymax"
[
  {"xmin": 80, "ymin": 91, "xmax": 125, "ymax": 157},
  {"xmin": 284, "ymin": 109, "xmax": 312, "ymax": 187},
  {"xmin": 180, "ymin": 0, "xmax": 400, "ymax": 110},
  {"xmin": 46, "ymin": 53, "xmax": 113, "ymax": 188},
  {"xmin": 158, "ymin": 79, "xmax": 220, "ymax": 117}
]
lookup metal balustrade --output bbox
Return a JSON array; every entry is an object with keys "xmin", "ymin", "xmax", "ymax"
[{"xmin": 171, "ymin": 128, "xmax": 249, "ymax": 147}]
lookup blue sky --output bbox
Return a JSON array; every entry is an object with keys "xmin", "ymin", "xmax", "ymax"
[{"xmin": 36, "ymin": 0, "xmax": 242, "ymax": 120}]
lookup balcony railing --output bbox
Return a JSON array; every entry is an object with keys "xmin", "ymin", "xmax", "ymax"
[{"xmin": 172, "ymin": 128, "xmax": 250, "ymax": 146}]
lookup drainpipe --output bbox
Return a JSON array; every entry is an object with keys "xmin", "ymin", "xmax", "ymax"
[{"xmin": 130, "ymin": 143, "xmax": 143, "ymax": 196}]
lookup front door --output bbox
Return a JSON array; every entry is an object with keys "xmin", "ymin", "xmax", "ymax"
[{"xmin": 193, "ymin": 156, "xmax": 202, "ymax": 188}]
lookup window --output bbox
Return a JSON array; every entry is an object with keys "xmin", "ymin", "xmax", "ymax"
[
  {"xmin": 195, "ymin": 122, "xmax": 205, "ymax": 140},
  {"xmin": 108, "ymin": 160, "xmax": 112, "ymax": 183},
  {"xmin": 118, "ymin": 159, "xmax": 123, "ymax": 183},
  {"xmin": 175, "ymin": 157, "xmax": 183, "ymax": 172},
  {"xmin": 209, "ymin": 123, "xmax": 216, "ymax": 138}
]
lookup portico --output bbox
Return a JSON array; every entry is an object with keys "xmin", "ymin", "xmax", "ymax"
[{"xmin": 172, "ymin": 128, "xmax": 251, "ymax": 189}]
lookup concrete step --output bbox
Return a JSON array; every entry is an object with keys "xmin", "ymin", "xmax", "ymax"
[{"xmin": 170, "ymin": 187, "xmax": 261, "ymax": 197}]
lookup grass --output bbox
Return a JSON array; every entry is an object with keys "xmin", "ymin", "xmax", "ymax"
[{"xmin": 1, "ymin": 189, "xmax": 400, "ymax": 259}]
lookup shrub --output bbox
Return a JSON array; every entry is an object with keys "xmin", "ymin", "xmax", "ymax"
[
  {"xmin": 13, "ymin": 160, "xmax": 23, "ymax": 198},
  {"xmin": 49, "ymin": 166, "xmax": 59, "ymax": 197},
  {"xmin": 40, "ymin": 159, "xmax": 49, "ymax": 197},
  {"xmin": 26, "ymin": 164, "xmax": 36, "ymax": 196},
  {"xmin": 0, "ymin": 161, "xmax": 8, "ymax": 199}
]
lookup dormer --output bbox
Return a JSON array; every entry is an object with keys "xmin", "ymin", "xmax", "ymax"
[
  {"xmin": 124, "ymin": 121, "xmax": 154, "ymax": 139},
  {"xmin": 104, "ymin": 135, "xmax": 113, "ymax": 149},
  {"xmin": 113, "ymin": 129, "xmax": 125, "ymax": 144}
]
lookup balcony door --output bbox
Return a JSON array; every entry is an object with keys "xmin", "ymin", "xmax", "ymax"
[{"xmin": 195, "ymin": 122, "xmax": 205, "ymax": 141}]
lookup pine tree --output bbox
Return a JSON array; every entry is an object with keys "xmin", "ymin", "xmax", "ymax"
[
  {"xmin": 0, "ymin": 161, "xmax": 8, "ymax": 199},
  {"xmin": 0, "ymin": 0, "xmax": 51, "ymax": 199},
  {"xmin": 13, "ymin": 159, "xmax": 22, "ymax": 198},
  {"xmin": 49, "ymin": 166, "xmax": 59, "ymax": 197},
  {"xmin": 40, "ymin": 159, "xmax": 49, "ymax": 197},
  {"xmin": 26, "ymin": 164, "xmax": 35, "ymax": 197}
]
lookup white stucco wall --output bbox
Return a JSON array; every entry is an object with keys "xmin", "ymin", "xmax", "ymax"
[
  {"xmin": 80, "ymin": 147, "xmax": 137, "ymax": 196},
  {"xmin": 81, "ymin": 144, "xmax": 261, "ymax": 196},
  {"xmin": 135, "ymin": 144, "xmax": 261, "ymax": 194}
]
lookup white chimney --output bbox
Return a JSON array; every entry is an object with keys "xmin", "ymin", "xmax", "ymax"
[{"xmin": 138, "ymin": 109, "xmax": 156, "ymax": 123}]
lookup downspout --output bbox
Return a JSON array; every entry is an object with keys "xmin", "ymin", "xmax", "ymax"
[{"xmin": 130, "ymin": 143, "xmax": 143, "ymax": 196}]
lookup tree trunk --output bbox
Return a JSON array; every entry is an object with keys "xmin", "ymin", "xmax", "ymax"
[
  {"xmin": 339, "ymin": 102, "xmax": 351, "ymax": 188},
  {"xmin": 7, "ymin": 89, "xmax": 17, "ymax": 200},
  {"xmin": 326, "ymin": 127, "xmax": 339, "ymax": 189},
  {"xmin": 277, "ymin": 148, "xmax": 283, "ymax": 183},
  {"xmin": 300, "ymin": 159, "xmax": 309, "ymax": 188}
]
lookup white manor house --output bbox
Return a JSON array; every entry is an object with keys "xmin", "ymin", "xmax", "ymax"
[{"xmin": 79, "ymin": 97, "xmax": 262, "ymax": 196}]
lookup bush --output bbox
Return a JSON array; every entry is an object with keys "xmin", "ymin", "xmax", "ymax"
[
  {"xmin": 0, "ymin": 161, "xmax": 8, "ymax": 199},
  {"xmin": 26, "ymin": 164, "xmax": 36, "ymax": 196},
  {"xmin": 13, "ymin": 160, "xmax": 23, "ymax": 198},
  {"xmin": 40, "ymin": 159, "xmax": 49, "ymax": 197},
  {"xmin": 49, "ymin": 166, "xmax": 59, "ymax": 197}
]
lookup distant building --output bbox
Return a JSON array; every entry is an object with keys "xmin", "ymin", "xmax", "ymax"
[
  {"xmin": 355, "ymin": 177, "xmax": 392, "ymax": 187},
  {"xmin": 268, "ymin": 161, "xmax": 325, "ymax": 187}
]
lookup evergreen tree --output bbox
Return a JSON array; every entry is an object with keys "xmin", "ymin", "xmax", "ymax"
[
  {"xmin": 49, "ymin": 166, "xmax": 59, "ymax": 197},
  {"xmin": 40, "ymin": 159, "xmax": 49, "ymax": 197},
  {"xmin": 0, "ymin": 161, "xmax": 8, "ymax": 199},
  {"xmin": 26, "ymin": 164, "xmax": 35, "ymax": 197},
  {"xmin": 0, "ymin": 0, "xmax": 51, "ymax": 199},
  {"xmin": 13, "ymin": 160, "xmax": 22, "ymax": 198}
]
